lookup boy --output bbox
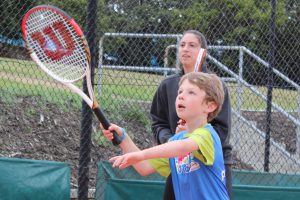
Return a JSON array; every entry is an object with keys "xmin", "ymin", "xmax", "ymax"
[{"xmin": 101, "ymin": 72, "xmax": 229, "ymax": 200}]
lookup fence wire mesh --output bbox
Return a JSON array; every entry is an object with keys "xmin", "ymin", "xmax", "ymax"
[{"xmin": 0, "ymin": 0, "xmax": 299, "ymax": 198}]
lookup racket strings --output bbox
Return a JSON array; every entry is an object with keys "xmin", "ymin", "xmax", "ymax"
[{"xmin": 25, "ymin": 9, "xmax": 87, "ymax": 82}]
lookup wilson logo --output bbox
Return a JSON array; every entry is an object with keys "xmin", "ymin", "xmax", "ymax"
[{"xmin": 30, "ymin": 21, "xmax": 75, "ymax": 61}]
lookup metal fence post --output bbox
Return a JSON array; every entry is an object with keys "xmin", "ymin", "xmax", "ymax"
[
  {"xmin": 237, "ymin": 47, "xmax": 244, "ymax": 114},
  {"xmin": 297, "ymin": 89, "xmax": 300, "ymax": 155},
  {"xmin": 264, "ymin": 0, "xmax": 277, "ymax": 172},
  {"xmin": 78, "ymin": 0, "xmax": 98, "ymax": 199}
]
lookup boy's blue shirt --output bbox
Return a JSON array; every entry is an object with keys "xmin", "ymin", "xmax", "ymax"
[{"xmin": 149, "ymin": 124, "xmax": 229, "ymax": 200}]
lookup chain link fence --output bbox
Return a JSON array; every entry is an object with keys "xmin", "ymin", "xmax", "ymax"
[{"xmin": 0, "ymin": 0, "xmax": 299, "ymax": 199}]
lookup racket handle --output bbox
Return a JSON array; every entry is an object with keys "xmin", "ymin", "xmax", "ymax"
[{"xmin": 93, "ymin": 106, "xmax": 122, "ymax": 146}]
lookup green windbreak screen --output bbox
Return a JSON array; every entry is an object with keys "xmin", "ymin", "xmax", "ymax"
[
  {"xmin": 0, "ymin": 157, "xmax": 71, "ymax": 200},
  {"xmin": 96, "ymin": 160, "xmax": 300, "ymax": 200},
  {"xmin": 233, "ymin": 170, "xmax": 300, "ymax": 200},
  {"xmin": 96, "ymin": 160, "xmax": 165, "ymax": 200}
]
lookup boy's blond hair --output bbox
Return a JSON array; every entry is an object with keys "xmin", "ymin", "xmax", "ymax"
[{"xmin": 179, "ymin": 72, "xmax": 225, "ymax": 122}]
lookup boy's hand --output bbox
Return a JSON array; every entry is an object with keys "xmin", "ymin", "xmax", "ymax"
[
  {"xmin": 100, "ymin": 123, "xmax": 123, "ymax": 141},
  {"xmin": 109, "ymin": 152, "xmax": 144, "ymax": 169}
]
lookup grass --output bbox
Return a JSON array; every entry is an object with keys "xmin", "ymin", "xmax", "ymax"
[
  {"xmin": 96, "ymin": 68, "xmax": 163, "ymax": 101},
  {"xmin": 121, "ymin": 106, "xmax": 150, "ymax": 127},
  {"xmin": 93, "ymin": 130, "xmax": 110, "ymax": 147},
  {"xmin": 227, "ymin": 83, "xmax": 299, "ymax": 111},
  {"xmin": 1, "ymin": 57, "xmax": 299, "ymax": 112},
  {"xmin": 0, "ymin": 58, "xmax": 50, "ymax": 80},
  {"xmin": 0, "ymin": 80, "xmax": 80, "ymax": 111}
]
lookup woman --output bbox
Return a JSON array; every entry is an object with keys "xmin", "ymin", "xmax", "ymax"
[{"xmin": 150, "ymin": 30, "xmax": 233, "ymax": 199}]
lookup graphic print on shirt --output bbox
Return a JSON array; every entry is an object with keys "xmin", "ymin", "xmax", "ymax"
[{"xmin": 175, "ymin": 152, "xmax": 200, "ymax": 174}]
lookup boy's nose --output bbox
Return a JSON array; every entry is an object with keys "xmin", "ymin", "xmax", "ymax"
[{"xmin": 178, "ymin": 94, "xmax": 184, "ymax": 100}]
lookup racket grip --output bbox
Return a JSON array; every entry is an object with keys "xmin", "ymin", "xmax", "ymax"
[{"xmin": 93, "ymin": 106, "xmax": 122, "ymax": 146}]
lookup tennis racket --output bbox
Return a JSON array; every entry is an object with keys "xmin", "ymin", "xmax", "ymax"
[
  {"xmin": 21, "ymin": 5, "xmax": 121, "ymax": 145},
  {"xmin": 194, "ymin": 48, "xmax": 207, "ymax": 72}
]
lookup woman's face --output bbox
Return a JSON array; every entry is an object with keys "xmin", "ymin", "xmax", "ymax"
[{"xmin": 179, "ymin": 33, "xmax": 201, "ymax": 72}]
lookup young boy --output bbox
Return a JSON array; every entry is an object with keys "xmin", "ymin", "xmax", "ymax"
[{"xmin": 101, "ymin": 72, "xmax": 229, "ymax": 200}]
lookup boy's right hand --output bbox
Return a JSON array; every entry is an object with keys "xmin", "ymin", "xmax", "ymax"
[
  {"xmin": 109, "ymin": 151, "xmax": 143, "ymax": 169},
  {"xmin": 100, "ymin": 123, "xmax": 123, "ymax": 141}
]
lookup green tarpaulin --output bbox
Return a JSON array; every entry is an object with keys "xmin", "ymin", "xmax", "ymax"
[
  {"xmin": 232, "ymin": 170, "xmax": 300, "ymax": 200},
  {"xmin": 95, "ymin": 160, "xmax": 165, "ymax": 200},
  {"xmin": 96, "ymin": 160, "xmax": 300, "ymax": 200},
  {"xmin": 0, "ymin": 157, "xmax": 71, "ymax": 200}
]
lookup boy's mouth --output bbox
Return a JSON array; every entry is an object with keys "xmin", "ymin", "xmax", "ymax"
[{"xmin": 177, "ymin": 104, "xmax": 185, "ymax": 109}]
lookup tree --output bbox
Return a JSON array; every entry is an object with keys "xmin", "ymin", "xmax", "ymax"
[
  {"xmin": 276, "ymin": 0, "xmax": 300, "ymax": 85},
  {"xmin": 0, "ymin": 0, "xmax": 32, "ymax": 39}
]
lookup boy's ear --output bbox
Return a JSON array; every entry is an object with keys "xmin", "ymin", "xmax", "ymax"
[{"xmin": 206, "ymin": 101, "xmax": 218, "ymax": 113}]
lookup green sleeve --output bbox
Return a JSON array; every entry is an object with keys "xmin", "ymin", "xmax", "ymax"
[
  {"xmin": 184, "ymin": 127, "xmax": 214, "ymax": 165},
  {"xmin": 148, "ymin": 158, "xmax": 170, "ymax": 177}
]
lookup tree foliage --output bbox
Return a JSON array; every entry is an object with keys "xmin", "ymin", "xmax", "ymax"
[
  {"xmin": 0, "ymin": 0, "xmax": 32, "ymax": 39},
  {"xmin": 1, "ymin": 0, "xmax": 299, "ymax": 85}
]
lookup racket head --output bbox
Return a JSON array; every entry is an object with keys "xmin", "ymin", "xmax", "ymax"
[{"xmin": 22, "ymin": 5, "xmax": 90, "ymax": 83}]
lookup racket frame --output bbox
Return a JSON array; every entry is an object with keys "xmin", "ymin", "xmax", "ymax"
[
  {"xmin": 22, "ymin": 5, "xmax": 121, "ymax": 145},
  {"xmin": 194, "ymin": 48, "xmax": 207, "ymax": 72}
]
